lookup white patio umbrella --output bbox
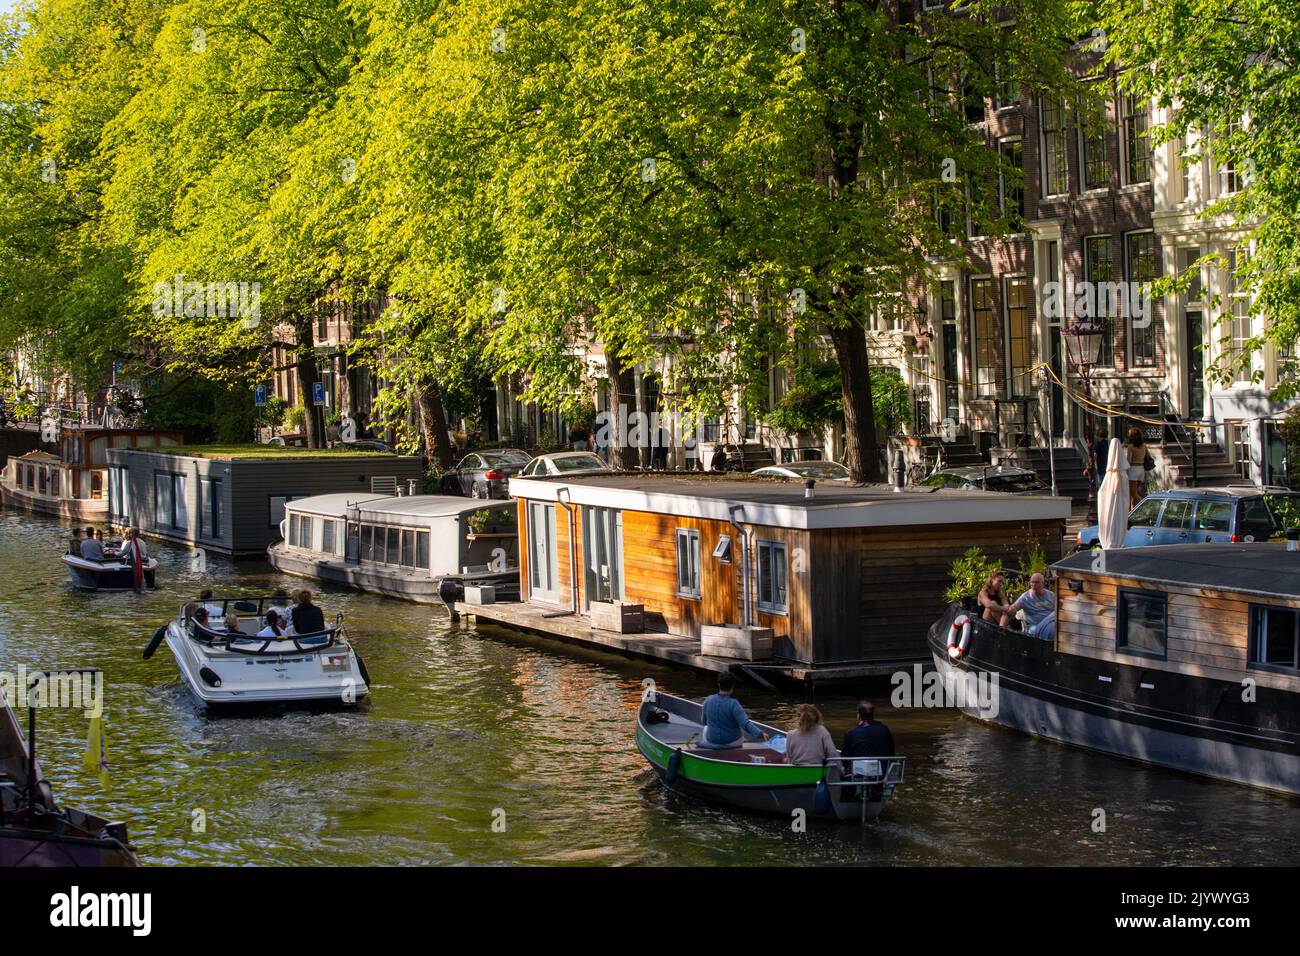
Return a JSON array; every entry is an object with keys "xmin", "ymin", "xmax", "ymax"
[{"xmin": 1097, "ymin": 437, "xmax": 1130, "ymax": 550}]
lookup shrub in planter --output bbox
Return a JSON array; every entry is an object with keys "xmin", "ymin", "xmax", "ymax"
[{"xmin": 944, "ymin": 546, "xmax": 1001, "ymax": 607}]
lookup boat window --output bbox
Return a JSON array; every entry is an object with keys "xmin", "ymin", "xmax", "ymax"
[
  {"xmin": 386, "ymin": 527, "xmax": 400, "ymax": 565},
  {"xmin": 374, "ymin": 525, "xmax": 387, "ymax": 563},
  {"xmin": 1116, "ymin": 589, "xmax": 1167, "ymax": 658},
  {"xmin": 300, "ymin": 516, "xmax": 314, "ymax": 549},
  {"xmin": 756, "ymin": 540, "xmax": 789, "ymax": 614},
  {"xmin": 416, "ymin": 530, "xmax": 430, "ymax": 569},
  {"xmin": 676, "ymin": 529, "xmax": 701, "ymax": 599},
  {"xmin": 1238, "ymin": 498, "xmax": 1275, "ymax": 540},
  {"xmin": 1127, "ymin": 497, "xmax": 1163, "ymax": 527},
  {"xmin": 1249, "ymin": 605, "xmax": 1299, "ymax": 671},
  {"xmin": 321, "ymin": 519, "xmax": 337, "ymax": 555},
  {"xmin": 1194, "ymin": 500, "xmax": 1233, "ymax": 533},
  {"xmin": 401, "ymin": 529, "xmax": 415, "ymax": 566},
  {"xmin": 1158, "ymin": 499, "xmax": 1193, "ymax": 529}
]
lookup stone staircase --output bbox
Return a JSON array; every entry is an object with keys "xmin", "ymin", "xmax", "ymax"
[
  {"xmin": 1153, "ymin": 440, "xmax": 1239, "ymax": 488},
  {"xmin": 920, "ymin": 435, "xmax": 985, "ymax": 469},
  {"xmin": 998, "ymin": 445, "xmax": 1092, "ymax": 504}
]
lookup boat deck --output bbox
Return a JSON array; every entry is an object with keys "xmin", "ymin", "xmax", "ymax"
[{"xmin": 452, "ymin": 599, "xmax": 925, "ymax": 684}]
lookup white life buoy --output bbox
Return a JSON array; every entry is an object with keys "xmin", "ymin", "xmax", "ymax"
[{"xmin": 948, "ymin": 614, "xmax": 972, "ymax": 660}]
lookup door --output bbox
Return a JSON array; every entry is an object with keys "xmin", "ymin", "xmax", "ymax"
[
  {"xmin": 942, "ymin": 324, "xmax": 960, "ymax": 422},
  {"xmin": 458, "ymin": 455, "xmax": 481, "ymax": 496},
  {"xmin": 1124, "ymin": 496, "xmax": 1165, "ymax": 547},
  {"xmin": 1191, "ymin": 499, "xmax": 1234, "ymax": 543},
  {"xmin": 526, "ymin": 502, "xmax": 560, "ymax": 601},
  {"xmin": 346, "ymin": 522, "xmax": 360, "ymax": 562},
  {"xmin": 1186, "ymin": 310, "xmax": 1205, "ymax": 417},
  {"xmin": 583, "ymin": 506, "xmax": 623, "ymax": 606}
]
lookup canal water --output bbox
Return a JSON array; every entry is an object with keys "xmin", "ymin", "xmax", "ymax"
[{"xmin": 2, "ymin": 510, "xmax": 1295, "ymax": 865}]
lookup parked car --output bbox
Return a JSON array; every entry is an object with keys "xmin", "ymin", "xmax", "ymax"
[
  {"xmin": 518, "ymin": 451, "xmax": 613, "ymax": 478},
  {"xmin": 333, "ymin": 439, "xmax": 393, "ymax": 453},
  {"xmin": 1077, "ymin": 486, "xmax": 1300, "ymax": 550},
  {"xmin": 751, "ymin": 461, "xmax": 852, "ymax": 482},
  {"xmin": 441, "ymin": 450, "xmax": 531, "ymax": 499},
  {"xmin": 266, "ymin": 433, "xmax": 308, "ymax": 447},
  {"xmin": 922, "ymin": 465, "xmax": 1048, "ymax": 494}
]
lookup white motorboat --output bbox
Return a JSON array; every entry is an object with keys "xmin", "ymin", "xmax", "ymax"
[
  {"xmin": 62, "ymin": 552, "xmax": 158, "ymax": 591},
  {"xmin": 144, "ymin": 595, "xmax": 371, "ymax": 708}
]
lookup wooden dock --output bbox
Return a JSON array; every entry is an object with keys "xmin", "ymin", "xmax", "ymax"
[{"xmin": 452, "ymin": 600, "xmax": 924, "ymax": 685}]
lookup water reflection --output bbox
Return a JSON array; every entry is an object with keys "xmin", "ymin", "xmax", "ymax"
[{"xmin": 0, "ymin": 509, "xmax": 1294, "ymax": 865}]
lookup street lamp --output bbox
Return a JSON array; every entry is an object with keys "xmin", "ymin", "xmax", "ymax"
[{"xmin": 1063, "ymin": 318, "xmax": 1110, "ymax": 523}]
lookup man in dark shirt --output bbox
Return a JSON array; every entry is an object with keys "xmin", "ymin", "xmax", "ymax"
[
  {"xmin": 841, "ymin": 701, "xmax": 894, "ymax": 758},
  {"xmin": 292, "ymin": 589, "xmax": 326, "ymax": 634}
]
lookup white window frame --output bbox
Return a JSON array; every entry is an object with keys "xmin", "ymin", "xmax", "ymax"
[{"xmin": 676, "ymin": 529, "xmax": 702, "ymax": 599}]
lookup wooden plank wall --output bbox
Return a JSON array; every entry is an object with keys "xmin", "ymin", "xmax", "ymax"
[
  {"xmin": 809, "ymin": 520, "xmax": 1064, "ymax": 664},
  {"xmin": 1057, "ymin": 573, "xmax": 1300, "ymax": 693}
]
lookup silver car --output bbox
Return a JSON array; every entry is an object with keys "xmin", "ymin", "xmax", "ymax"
[{"xmin": 442, "ymin": 449, "xmax": 531, "ymax": 499}]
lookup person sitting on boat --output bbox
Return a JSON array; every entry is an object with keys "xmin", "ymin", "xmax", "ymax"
[
  {"xmin": 291, "ymin": 589, "xmax": 325, "ymax": 634},
  {"xmin": 697, "ymin": 673, "xmax": 769, "ymax": 749},
  {"xmin": 190, "ymin": 606, "xmax": 212, "ymax": 631},
  {"xmin": 841, "ymin": 701, "xmax": 894, "ymax": 758},
  {"xmin": 79, "ymin": 527, "xmax": 105, "ymax": 562},
  {"xmin": 270, "ymin": 589, "xmax": 296, "ymax": 633},
  {"xmin": 784, "ymin": 704, "xmax": 839, "ymax": 766},
  {"xmin": 257, "ymin": 609, "xmax": 286, "ymax": 639},
  {"xmin": 978, "ymin": 570, "xmax": 1014, "ymax": 625},
  {"xmin": 224, "ymin": 614, "xmax": 243, "ymax": 635},
  {"xmin": 1008, "ymin": 572, "xmax": 1056, "ymax": 638},
  {"xmin": 199, "ymin": 588, "xmax": 224, "ymax": 621}
]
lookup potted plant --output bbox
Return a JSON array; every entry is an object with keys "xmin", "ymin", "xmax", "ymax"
[{"xmin": 944, "ymin": 546, "xmax": 1000, "ymax": 611}]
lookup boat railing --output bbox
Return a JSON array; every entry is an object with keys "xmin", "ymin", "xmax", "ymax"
[
  {"xmin": 821, "ymin": 755, "xmax": 906, "ymax": 788},
  {"xmin": 179, "ymin": 598, "xmax": 344, "ymax": 655}
]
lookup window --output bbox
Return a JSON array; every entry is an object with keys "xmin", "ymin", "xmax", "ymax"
[
  {"xmin": 154, "ymin": 472, "xmax": 187, "ymax": 530},
  {"xmin": 1039, "ymin": 96, "xmax": 1069, "ymax": 196},
  {"xmin": 1249, "ymin": 605, "xmax": 1299, "ymax": 671},
  {"xmin": 1226, "ymin": 250, "xmax": 1252, "ymax": 381},
  {"xmin": 1238, "ymin": 498, "xmax": 1275, "ymax": 541},
  {"xmin": 970, "ymin": 277, "xmax": 998, "ymax": 397},
  {"xmin": 1159, "ymin": 499, "xmax": 1193, "ymax": 529},
  {"xmin": 300, "ymin": 516, "xmax": 314, "ymax": 549},
  {"xmin": 200, "ymin": 478, "xmax": 223, "ymax": 540},
  {"xmin": 1219, "ymin": 117, "xmax": 1243, "ymax": 195},
  {"xmin": 676, "ymin": 529, "xmax": 701, "ymax": 598},
  {"xmin": 269, "ymin": 495, "xmax": 306, "ymax": 528},
  {"xmin": 994, "ymin": 62, "xmax": 1018, "ymax": 110},
  {"xmin": 1117, "ymin": 589, "xmax": 1167, "ymax": 658},
  {"xmin": 321, "ymin": 519, "xmax": 337, "ymax": 555},
  {"xmin": 1195, "ymin": 500, "xmax": 1234, "ymax": 533},
  {"xmin": 1119, "ymin": 93, "xmax": 1150, "ymax": 184},
  {"xmin": 1079, "ymin": 113, "xmax": 1109, "ymax": 190},
  {"xmin": 386, "ymin": 527, "xmax": 400, "ymax": 565},
  {"xmin": 1004, "ymin": 276, "xmax": 1032, "ymax": 395},
  {"xmin": 1230, "ymin": 423, "xmax": 1251, "ymax": 480},
  {"xmin": 401, "ymin": 529, "xmax": 415, "ymax": 567},
  {"xmin": 756, "ymin": 540, "xmax": 788, "ymax": 613},
  {"xmin": 415, "ymin": 531, "xmax": 430, "ymax": 570},
  {"xmin": 1128, "ymin": 497, "xmax": 1164, "ymax": 527},
  {"xmin": 1084, "ymin": 235, "xmax": 1116, "ymax": 366},
  {"xmin": 360, "ymin": 525, "xmax": 374, "ymax": 561},
  {"xmin": 1126, "ymin": 232, "xmax": 1158, "ymax": 367},
  {"xmin": 998, "ymin": 139, "xmax": 1024, "ymax": 225}
]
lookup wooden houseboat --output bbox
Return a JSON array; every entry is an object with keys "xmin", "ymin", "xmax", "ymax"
[
  {"xmin": 0, "ymin": 427, "xmax": 181, "ymax": 521},
  {"xmin": 928, "ymin": 543, "xmax": 1300, "ymax": 795},
  {"xmin": 267, "ymin": 493, "xmax": 520, "ymax": 603},
  {"xmin": 507, "ymin": 474, "xmax": 1069, "ymax": 674}
]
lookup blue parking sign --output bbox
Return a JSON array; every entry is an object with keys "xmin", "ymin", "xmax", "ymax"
[
  {"xmin": 254, "ymin": 384, "xmax": 267, "ymax": 407},
  {"xmin": 312, "ymin": 381, "xmax": 326, "ymax": 406}
]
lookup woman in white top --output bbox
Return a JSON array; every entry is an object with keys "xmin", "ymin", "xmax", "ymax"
[{"xmin": 256, "ymin": 609, "xmax": 286, "ymax": 639}]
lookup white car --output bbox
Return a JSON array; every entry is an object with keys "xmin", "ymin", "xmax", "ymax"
[
  {"xmin": 751, "ymin": 461, "xmax": 852, "ymax": 481},
  {"xmin": 519, "ymin": 451, "xmax": 613, "ymax": 478}
]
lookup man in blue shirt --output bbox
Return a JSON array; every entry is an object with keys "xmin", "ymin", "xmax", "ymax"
[
  {"xmin": 79, "ymin": 527, "xmax": 104, "ymax": 561},
  {"xmin": 699, "ymin": 673, "xmax": 769, "ymax": 749}
]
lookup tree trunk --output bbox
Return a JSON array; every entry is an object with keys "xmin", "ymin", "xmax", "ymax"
[
  {"xmin": 416, "ymin": 379, "xmax": 454, "ymax": 469},
  {"xmin": 828, "ymin": 321, "xmax": 883, "ymax": 483},
  {"xmin": 291, "ymin": 318, "xmax": 322, "ymax": 449},
  {"xmin": 605, "ymin": 348, "xmax": 641, "ymax": 470}
]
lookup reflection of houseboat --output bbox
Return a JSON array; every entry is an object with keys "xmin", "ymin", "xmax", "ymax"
[
  {"xmin": 508, "ymin": 474, "xmax": 1068, "ymax": 674},
  {"xmin": 267, "ymin": 494, "xmax": 520, "ymax": 603},
  {"xmin": 928, "ymin": 544, "xmax": 1300, "ymax": 795},
  {"xmin": 0, "ymin": 428, "xmax": 181, "ymax": 521}
]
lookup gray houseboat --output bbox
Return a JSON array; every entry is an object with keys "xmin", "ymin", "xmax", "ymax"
[
  {"xmin": 106, "ymin": 445, "xmax": 424, "ymax": 556},
  {"xmin": 267, "ymin": 493, "xmax": 520, "ymax": 602}
]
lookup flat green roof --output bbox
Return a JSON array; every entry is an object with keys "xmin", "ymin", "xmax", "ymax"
[{"xmin": 144, "ymin": 444, "xmax": 399, "ymax": 460}]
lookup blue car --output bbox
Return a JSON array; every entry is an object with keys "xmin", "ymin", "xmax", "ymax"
[{"xmin": 1077, "ymin": 487, "xmax": 1300, "ymax": 550}]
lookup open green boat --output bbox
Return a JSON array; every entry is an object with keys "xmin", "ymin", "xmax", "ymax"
[{"xmin": 637, "ymin": 686, "xmax": 905, "ymax": 823}]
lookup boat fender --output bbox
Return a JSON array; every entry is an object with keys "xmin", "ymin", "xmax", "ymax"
[
  {"xmin": 143, "ymin": 625, "xmax": 167, "ymax": 660},
  {"xmin": 947, "ymin": 615, "xmax": 972, "ymax": 660},
  {"xmin": 813, "ymin": 780, "xmax": 832, "ymax": 815},
  {"xmin": 199, "ymin": 666, "xmax": 223, "ymax": 688},
  {"xmin": 665, "ymin": 749, "xmax": 683, "ymax": 784},
  {"xmin": 355, "ymin": 652, "xmax": 372, "ymax": 689}
]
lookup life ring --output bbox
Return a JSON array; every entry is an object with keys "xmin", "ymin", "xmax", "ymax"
[{"xmin": 947, "ymin": 614, "xmax": 972, "ymax": 660}]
